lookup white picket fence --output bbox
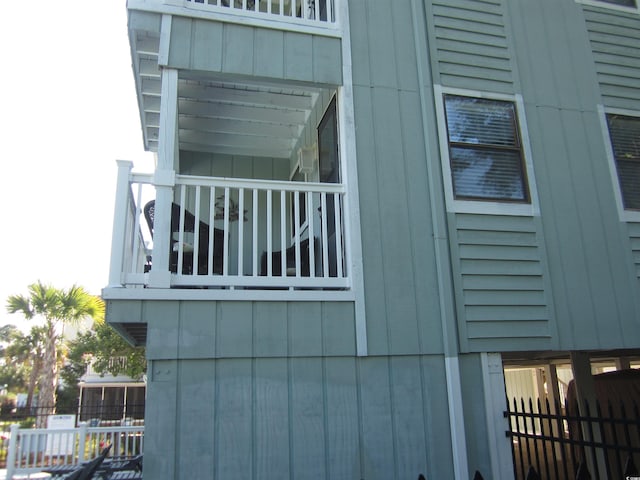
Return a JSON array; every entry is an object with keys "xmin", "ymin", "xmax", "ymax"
[{"xmin": 5, "ymin": 423, "xmax": 144, "ymax": 479}]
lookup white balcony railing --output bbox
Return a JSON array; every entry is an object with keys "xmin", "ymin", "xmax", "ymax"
[
  {"xmin": 5, "ymin": 423, "xmax": 144, "ymax": 479},
  {"xmin": 109, "ymin": 162, "xmax": 349, "ymax": 291},
  {"xmin": 182, "ymin": 0, "xmax": 338, "ymax": 29}
]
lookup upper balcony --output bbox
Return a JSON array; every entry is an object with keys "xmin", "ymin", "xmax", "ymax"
[
  {"xmin": 105, "ymin": 161, "xmax": 351, "ymax": 298},
  {"xmin": 102, "ymin": 0, "xmax": 358, "ymax": 310}
]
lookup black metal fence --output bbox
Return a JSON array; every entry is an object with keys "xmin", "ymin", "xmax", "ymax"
[
  {"xmin": 1, "ymin": 403, "xmax": 145, "ymax": 427},
  {"xmin": 505, "ymin": 397, "xmax": 640, "ymax": 480}
]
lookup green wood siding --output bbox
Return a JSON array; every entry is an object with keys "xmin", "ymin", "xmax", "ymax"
[
  {"xmin": 506, "ymin": 0, "xmax": 601, "ymax": 110},
  {"xmin": 143, "ymin": 355, "xmax": 455, "ymax": 480},
  {"xmin": 167, "ymin": 17, "xmax": 342, "ymax": 86},
  {"xmin": 449, "ymin": 214, "xmax": 554, "ymax": 352},
  {"xmin": 582, "ymin": 6, "xmax": 640, "ymax": 111},
  {"xmin": 427, "ymin": 0, "xmax": 515, "ymax": 93},
  {"xmin": 630, "ymin": 222, "xmax": 640, "ymax": 280}
]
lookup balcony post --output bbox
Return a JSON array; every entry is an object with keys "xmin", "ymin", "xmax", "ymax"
[
  {"xmin": 108, "ymin": 160, "xmax": 134, "ymax": 288},
  {"xmin": 148, "ymin": 67, "xmax": 179, "ymax": 288}
]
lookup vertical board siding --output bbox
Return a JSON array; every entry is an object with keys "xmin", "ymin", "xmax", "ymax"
[
  {"xmin": 582, "ymin": 7, "xmax": 640, "ymax": 110},
  {"xmin": 145, "ymin": 356, "xmax": 451, "ymax": 480},
  {"xmin": 429, "ymin": 0, "xmax": 515, "ymax": 93},
  {"xmin": 451, "ymin": 214, "xmax": 552, "ymax": 351},
  {"xmin": 169, "ymin": 17, "xmax": 342, "ymax": 85},
  {"xmin": 144, "ymin": 300, "xmax": 357, "ymax": 360}
]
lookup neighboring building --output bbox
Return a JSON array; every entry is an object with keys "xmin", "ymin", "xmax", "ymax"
[
  {"xmin": 103, "ymin": 0, "xmax": 640, "ymax": 478},
  {"xmin": 77, "ymin": 357, "xmax": 145, "ymax": 425}
]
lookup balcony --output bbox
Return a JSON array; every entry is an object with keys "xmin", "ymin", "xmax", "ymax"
[
  {"xmin": 103, "ymin": 0, "xmax": 355, "ymax": 306},
  {"xmin": 106, "ymin": 162, "xmax": 350, "ymax": 298}
]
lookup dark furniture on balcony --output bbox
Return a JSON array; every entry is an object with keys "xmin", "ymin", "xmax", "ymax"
[
  {"xmin": 260, "ymin": 237, "xmax": 316, "ymax": 277},
  {"xmin": 144, "ymin": 200, "xmax": 224, "ymax": 275}
]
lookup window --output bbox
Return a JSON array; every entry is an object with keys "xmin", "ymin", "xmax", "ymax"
[
  {"xmin": 443, "ymin": 94, "xmax": 530, "ymax": 203},
  {"xmin": 606, "ymin": 113, "xmax": 640, "ymax": 210},
  {"xmin": 318, "ymin": 96, "xmax": 339, "ymax": 238},
  {"xmin": 594, "ymin": 0, "xmax": 636, "ymax": 7},
  {"xmin": 575, "ymin": 0, "xmax": 639, "ymax": 12}
]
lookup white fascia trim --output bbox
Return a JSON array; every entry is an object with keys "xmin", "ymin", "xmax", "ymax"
[
  {"xmin": 102, "ymin": 286, "xmax": 356, "ymax": 302},
  {"xmin": 597, "ymin": 105, "xmax": 640, "ymax": 223},
  {"xmin": 433, "ymin": 85, "xmax": 541, "ymax": 217},
  {"xmin": 337, "ymin": 0, "xmax": 367, "ymax": 356},
  {"xmin": 575, "ymin": 0, "xmax": 640, "ymax": 14}
]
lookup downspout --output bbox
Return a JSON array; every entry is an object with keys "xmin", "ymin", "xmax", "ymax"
[{"xmin": 409, "ymin": 1, "xmax": 469, "ymax": 479}]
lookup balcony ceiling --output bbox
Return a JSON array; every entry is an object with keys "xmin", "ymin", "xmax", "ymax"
[{"xmin": 131, "ymin": 31, "xmax": 319, "ymax": 159}]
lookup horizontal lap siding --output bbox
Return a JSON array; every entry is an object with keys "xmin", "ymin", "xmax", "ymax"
[
  {"xmin": 583, "ymin": 7, "xmax": 640, "ymax": 110},
  {"xmin": 450, "ymin": 214, "xmax": 552, "ymax": 352},
  {"xmin": 630, "ymin": 222, "xmax": 640, "ymax": 280},
  {"xmin": 429, "ymin": 0, "xmax": 515, "ymax": 93}
]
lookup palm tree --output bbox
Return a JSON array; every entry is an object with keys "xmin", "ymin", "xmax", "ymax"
[
  {"xmin": 6, "ymin": 282, "xmax": 105, "ymax": 427},
  {"xmin": 2, "ymin": 325, "xmax": 48, "ymax": 412}
]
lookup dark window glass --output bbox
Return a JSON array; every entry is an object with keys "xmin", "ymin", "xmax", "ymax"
[
  {"xmin": 606, "ymin": 113, "xmax": 640, "ymax": 210},
  {"xmin": 444, "ymin": 95, "xmax": 529, "ymax": 202},
  {"xmin": 596, "ymin": 0, "xmax": 636, "ymax": 7}
]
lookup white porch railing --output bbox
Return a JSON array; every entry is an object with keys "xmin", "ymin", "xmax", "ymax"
[
  {"xmin": 109, "ymin": 162, "xmax": 349, "ymax": 291},
  {"xmin": 5, "ymin": 423, "xmax": 144, "ymax": 479},
  {"xmin": 183, "ymin": 0, "xmax": 338, "ymax": 28}
]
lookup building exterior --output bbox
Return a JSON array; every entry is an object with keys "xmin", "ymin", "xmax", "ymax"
[
  {"xmin": 77, "ymin": 357, "xmax": 146, "ymax": 425},
  {"xmin": 103, "ymin": 0, "xmax": 640, "ymax": 478}
]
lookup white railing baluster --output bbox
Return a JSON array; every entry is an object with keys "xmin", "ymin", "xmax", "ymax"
[
  {"xmin": 267, "ymin": 190, "xmax": 273, "ymax": 276},
  {"xmin": 252, "ymin": 188, "xmax": 258, "ymax": 276},
  {"xmin": 130, "ymin": 183, "xmax": 144, "ymax": 273},
  {"xmin": 280, "ymin": 190, "xmax": 287, "ymax": 276},
  {"xmin": 320, "ymin": 192, "xmax": 329, "ymax": 277},
  {"xmin": 177, "ymin": 186, "xmax": 187, "ymax": 275},
  {"xmin": 307, "ymin": 191, "xmax": 315, "ymax": 277},
  {"xmin": 237, "ymin": 188, "xmax": 244, "ymax": 276},
  {"xmin": 334, "ymin": 192, "xmax": 343, "ymax": 278},
  {"xmin": 209, "ymin": 186, "xmax": 216, "ymax": 275},
  {"xmin": 193, "ymin": 186, "xmax": 202, "ymax": 275},
  {"xmin": 223, "ymin": 187, "xmax": 230, "ymax": 276},
  {"xmin": 293, "ymin": 190, "xmax": 301, "ymax": 276}
]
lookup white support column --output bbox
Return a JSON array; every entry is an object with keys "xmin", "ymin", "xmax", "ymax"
[
  {"xmin": 108, "ymin": 160, "xmax": 134, "ymax": 288},
  {"xmin": 149, "ymin": 67, "xmax": 179, "ymax": 288},
  {"xmin": 481, "ymin": 353, "xmax": 515, "ymax": 480},
  {"xmin": 337, "ymin": 0, "xmax": 367, "ymax": 356},
  {"xmin": 444, "ymin": 356, "xmax": 470, "ymax": 480},
  {"xmin": 570, "ymin": 351, "xmax": 606, "ymax": 475}
]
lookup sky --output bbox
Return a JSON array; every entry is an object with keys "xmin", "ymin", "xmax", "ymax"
[{"xmin": 0, "ymin": 1, "xmax": 155, "ymax": 328}]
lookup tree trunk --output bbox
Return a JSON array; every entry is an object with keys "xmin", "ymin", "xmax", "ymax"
[
  {"xmin": 36, "ymin": 324, "xmax": 58, "ymax": 428},
  {"xmin": 26, "ymin": 356, "xmax": 41, "ymax": 412}
]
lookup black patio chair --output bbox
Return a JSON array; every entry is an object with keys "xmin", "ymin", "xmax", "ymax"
[
  {"xmin": 45, "ymin": 445, "xmax": 111, "ymax": 480},
  {"xmin": 259, "ymin": 237, "xmax": 315, "ymax": 277},
  {"xmin": 144, "ymin": 200, "xmax": 224, "ymax": 275}
]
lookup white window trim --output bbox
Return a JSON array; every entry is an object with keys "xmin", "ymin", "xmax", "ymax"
[
  {"xmin": 434, "ymin": 85, "xmax": 541, "ymax": 217},
  {"xmin": 598, "ymin": 104, "xmax": 640, "ymax": 222},
  {"xmin": 575, "ymin": 0, "xmax": 640, "ymax": 14}
]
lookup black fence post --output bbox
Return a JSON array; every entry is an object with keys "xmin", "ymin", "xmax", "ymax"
[
  {"xmin": 472, "ymin": 471, "xmax": 484, "ymax": 480},
  {"xmin": 575, "ymin": 461, "xmax": 592, "ymax": 480}
]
